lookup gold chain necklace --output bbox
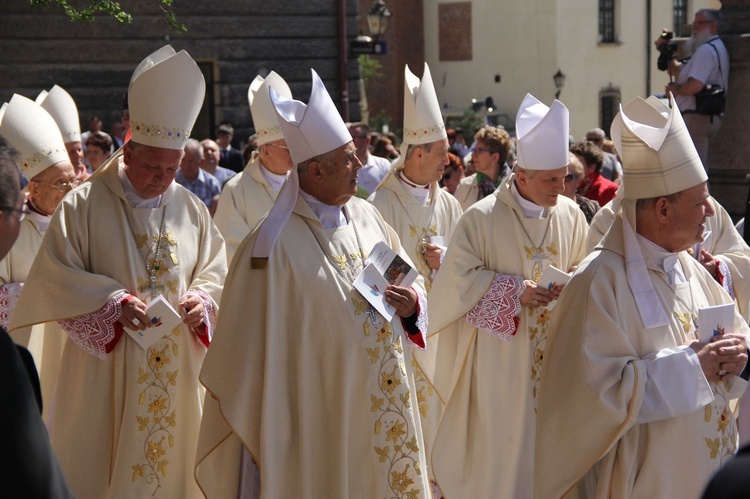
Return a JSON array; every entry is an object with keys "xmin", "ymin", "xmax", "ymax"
[{"xmin": 121, "ymin": 199, "xmax": 167, "ymax": 297}]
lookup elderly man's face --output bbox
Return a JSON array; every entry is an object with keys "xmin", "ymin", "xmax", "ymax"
[
  {"xmin": 692, "ymin": 13, "xmax": 716, "ymax": 36},
  {"xmin": 124, "ymin": 142, "xmax": 183, "ymax": 199},
  {"xmin": 180, "ymin": 146, "xmax": 203, "ymax": 179},
  {"xmin": 28, "ymin": 161, "xmax": 78, "ymax": 215},
  {"xmin": 200, "ymin": 140, "xmax": 221, "ymax": 170},
  {"xmin": 662, "ymin": 181, "xmax": 715, "ymax": 252},
  {"xmin": 318, "ymin": 141, "xmax": 362, "ymax": 206},
  {"xmin": 516, "ymin": 165, "xmax": 568, "ymax": 208},
  {"xmin": 261, "ymin": 139, "xmax": 294, "ymax": 175}
]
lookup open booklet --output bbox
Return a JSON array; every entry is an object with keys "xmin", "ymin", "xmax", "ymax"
[
  {"xmin": 536, "ymin": 265, "xmax": 572, "ymax": 311},
  {"xmin": 125, "ymin": 294, "xmax": 183, "ymax": 350},
  {"xmin": 353, "ymin": 241, "xmax": 418, "ymax": 323}
]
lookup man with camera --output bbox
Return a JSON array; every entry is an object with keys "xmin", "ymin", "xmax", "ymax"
[{"xmin": 658, "ymin": 9, "xmax": 729, "ymax": 166}]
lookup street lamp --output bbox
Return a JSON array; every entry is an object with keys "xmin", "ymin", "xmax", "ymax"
[
  {"xmin": 367, "ymin": 0, "xmax": 392, "ymax": 41},
  {"xmin": 553, "ymin": 69, "xmax": 566, "ymax": 100}
]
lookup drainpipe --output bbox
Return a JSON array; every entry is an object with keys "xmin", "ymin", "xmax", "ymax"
[
  {"xmin": 646, "ymin": 0, "xmax": 652, "ymax": 96},
  {"xmin": 338, "ymin": 0, "xmax": 350, "ymax": 120}
]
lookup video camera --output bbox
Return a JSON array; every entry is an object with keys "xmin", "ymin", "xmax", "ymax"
[{"xmin": 657, "ymin": 30, "xmax": 678, "ymax": 71}]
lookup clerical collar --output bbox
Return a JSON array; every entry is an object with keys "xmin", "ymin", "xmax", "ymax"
[
  {"xmin": 398, "ymin": 171, "xmax": 430, "ymax": 205},
  {"xmin": 26, "ymin": 200, "xmax": 51, "ymax": 234},
  {"xmin": 299, "ymin": 189, "xmax": 347, "ymax": 229},
  {"xmin": 511, "ymin": 180, "xmax": 546, "ymax": 219},
  {"xmin": 636, "ymin": 233, "xmax": 686, "ymax": 285},
  {"xmin": 260, "ymin": 163, "xmax": 289, "ymax": 193},
  {"xmin": 118, "ymin": 161, "xmax": 162, "ymax": 209}
]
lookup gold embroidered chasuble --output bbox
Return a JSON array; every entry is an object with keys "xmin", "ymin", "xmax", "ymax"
[
  {"xmin": 196, "ymin": 196, "xmax": 431, "ymax": 499},
  {"xmin": 368, "ymin": 168, "xmax": 463, "ymax": 484},
  {"xmin": 9, "ymin": 157, "xmax": 227, "ymax": 499},
  {"xmin": 1, "ymin": 215, "xmax": 67, "ymax": 412},
  {"xmin": 369, "ymin": 170, "xmax": 463, "ymax": 293},
  {"xmin": 535, "ymin": 215, "xmax": 749, "ymax": 499},
  {"xmin": 425, "ymin": 177, "xmax": 588, "ymax": 499},
  {"xmin": 213, "ymin": 153, "xmax": 278, "ymax": 265}
]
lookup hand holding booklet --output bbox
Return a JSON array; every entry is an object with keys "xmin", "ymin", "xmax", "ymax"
[
  {"xmin": 353, "ymin": 242, "xmax": 418, "ymax": 323},
  {"xmin": 697, "ymin": 303, "xmax": 735, "ymax": 343},
  {"xmin": 125, "ymin": 294, "xmax": 183, "ymax": 350},
  {"xmin": 536, "ymin": 265, "xmax": 572, "ymax": 311}
]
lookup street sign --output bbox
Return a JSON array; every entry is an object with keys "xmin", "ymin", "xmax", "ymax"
[{"xmin": 350, "ymin": 40, "xmax": 387, "ymax": 56}]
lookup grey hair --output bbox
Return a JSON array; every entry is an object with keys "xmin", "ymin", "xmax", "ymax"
[
  {"xmin": 635, "ymin": 191, "xmax": 683, "ymax": 212},
  {"xmin": 297, "ymin": 149, "xmax": 337, "ymax": 174},
  {"xmin": 405, "ymin": 142, "xmax": 433, "ymax": 160},
  {"xmin": 697, "ymin": 9, "xmax": 722, "ymax": 24},
  {"xmin": 586, "ymin": 128, "xmax": 606, "ymax": 139},
  {"xmin": 185, "ymin": 138, "xmax": 203, "ymax": 156}
]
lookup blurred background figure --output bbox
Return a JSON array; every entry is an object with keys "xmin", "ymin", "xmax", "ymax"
[{"xmin": 440, "ymin": 151, "xmax": 464, "ymax": 195}]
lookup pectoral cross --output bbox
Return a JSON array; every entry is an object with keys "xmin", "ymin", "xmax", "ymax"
[
  {"xmin": 365, "ymin": 304, "xmax": 378, "ymax": 324},
  {"xmin": 139, "ymin": 276, "xmax": 164, "ymax": 297}
]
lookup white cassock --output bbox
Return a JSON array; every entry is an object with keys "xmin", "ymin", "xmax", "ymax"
[{"xmin": 10, "ymin": 154, "xmax": 227, "ymax": 499}]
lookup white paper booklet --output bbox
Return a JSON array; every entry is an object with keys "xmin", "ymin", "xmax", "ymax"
[
  {"xmin": 697, "ymin": 302, "xmax": 735, "ymax": 343},
  {"xmin": 126, "ymin": 294, "xmax": 183, "ymax": 350},
  {"xmin": 353, "ymin": 242, "xmax": 418, "ymax": 322},
  {"xmin": 536, "ymin": 265, "xmax": 572, "ymax": 311}
]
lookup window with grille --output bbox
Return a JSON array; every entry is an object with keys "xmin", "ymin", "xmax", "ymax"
[
  {"xmin": 674, "ymin": 0, "xmax": 689, "ymax": 37},
  {"xmin": 600, "ymin": 86, "xmax": 621, "ymax": 137},
  {"xmin": 599, "ymin": 0, "xmax": 616, "ymax": 43}
]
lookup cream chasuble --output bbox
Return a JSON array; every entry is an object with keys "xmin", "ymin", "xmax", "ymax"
[
  {"xmin": 425, "ymin": 176, "xmax": 588, "ymax": 499},
  {"xmin": 368, "ymin": 168, "xmax": 463, "ymax": 485},
  {"xmin": 196, "ymin": 196, "xmax": 431, "ymax": 499},
  {"xmin": 213, "ymin": 153, "xmax": 278, "ymax": 265},
  {"xmin": 535, "ymin": 215, "xmax": 749, "ymax": 499},
  {"xmin": 1, "ymin": 213, "xmax": 67, "ymax": 412},
  {"xmin": 9, "ymin": 155, "xmax": 227, "ymax": 499}
]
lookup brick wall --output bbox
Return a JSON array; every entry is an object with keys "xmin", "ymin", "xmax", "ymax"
[{"xmin": 439, "ymin": 2, "xmax": 472, "ymax": 61}]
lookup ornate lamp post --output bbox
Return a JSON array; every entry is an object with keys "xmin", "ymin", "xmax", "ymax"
[{"xmin": 553, "ymin": 69, "xmax": 566, "ymax": 99}]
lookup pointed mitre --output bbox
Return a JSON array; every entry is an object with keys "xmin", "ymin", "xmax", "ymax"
[
  {"xmin": 36, "ymin": 85, "xmax": 81, "ymax": 144},
  {"xmin": 515, "ymin": 93, "xmax": 569, "ymax": 170},
  {"xmin": 0, "ymin": 94, "xmax": 69, "ymax": 179},
  {"xmin": 402, "ymin": 63, "xmax": 446, "ymax": 145},
  {"xmin": 611, "ymin": 93, "xmax": 706, "ymax": 200},
  {"xmin": 128, "ymin": 45, "xmax": 205, "ymax": 150},
  {"xmin": 270, "ymin": 68, "xmax": 352, "ymax": 166},
  {"xmin": 248, "ymin": 71, "xmax": 293, "ymax": 146}
]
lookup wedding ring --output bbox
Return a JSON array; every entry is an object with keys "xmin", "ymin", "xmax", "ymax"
[
  {"xmin": 131, "ymin": 318, "xmax": 141, "ymax": 327},
  {"xmin": 533, "ymin": 299, "xmax": 539, "ymax": 306},
  {"xmin": 718, "ymin": 369, "xmax": 728, "ymax": 376}
]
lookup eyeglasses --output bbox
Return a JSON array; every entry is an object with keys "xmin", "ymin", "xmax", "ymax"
[
  {"xmin": 585, "ymin": 137, "xmax": 603, "ymax": 144},
  {"xmin": 471, "ymin": 146, "xmax": 491, "ymax": 155},
  {"xmin": 31, "ymin": 178, "xmax": 81, "ymax": 192},
  {"xmin": 564, "ymin": 174, "xmax": 578, "ymax": 183},
  {"xmin": 1, "ymin": 205, "xmax": 30, "ymax": 222},
  {"xmin": 266, "ymin": 143, "xmax": 290, "ymax": 151}
]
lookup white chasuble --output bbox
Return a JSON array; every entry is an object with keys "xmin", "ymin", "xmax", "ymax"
[
  {"xmin": 536, "ymin": 215, "xmax": 749, "ymax": 499},
  {"xmin": 10, "ymin": 157, "xmax": 227, "ymax": 499},
  {"xmin": 213, "ymin": 154, "xmax": 278, "ymax": 265},
  {"xmin": 196, "ymin": 196, "xmax": 431, "ymax": 499},
  {"xmin": 425, "ymin": 176, "xmax": 588, "ymax": 499},
  {"xmin": 368, "ymin": 168, "xmax": 463, "ymax": 486},
  {"xmin": 1, "ymin": 214, "xmax": 67, "ymax": 412}
]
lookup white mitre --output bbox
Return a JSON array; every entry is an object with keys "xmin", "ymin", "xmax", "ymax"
[
  {"xmin": 611, "ymin": 93, "xmax": 706, "ymax": 200},
  {"xmin": 36, "ymin": 85, "xmax": 81, "ymax": 144},
  {"xmin": 248, "ymin": 71, "xmax": 292, "ymax": 146},
  {"xmin": 128, "ymin": 45, "xmax": 205, "ymax": 150},
  {"xmin": 0, "ymin": 94, "xmax": 69, "ymax": 179},
  {"xmin": 250, "ymin": 69, "xmax": 352, "ymax": 262},
  {"xmin": 402, "ymin": 63, "xmax": 446, "ymax": 145},
  {"xmin": 515, "ymin": 93, "xmax": 569, "ymax": 171},
  {"xmin": 610, "ymin": 94, "xmax": 707, "ymax": 329}
]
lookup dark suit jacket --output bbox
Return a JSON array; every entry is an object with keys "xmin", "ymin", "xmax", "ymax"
[
  {"xmin": 0, "ymin": 327, "xmax": 73, "ymax": 498},
  {"xmin": 220, "ymin": 146, "xmax": 245, "ymax": 173}
]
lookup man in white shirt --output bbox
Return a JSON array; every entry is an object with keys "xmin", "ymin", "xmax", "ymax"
[{"xmin": 348, "ymin": 122, "xmax": 391, "ymax": 196}]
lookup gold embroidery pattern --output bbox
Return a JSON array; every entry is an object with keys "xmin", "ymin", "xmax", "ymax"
[
  {"xmin": 356, "ymin": 296, "xmax": 423, "ymax": 499},
  {"xmin": 409, "ymin": 223, "xmax": 438, "ymax": 290},
  {"xmin": 130, "ymin": 228, "xmax": 180, "ymax": 496},
  {"xmin": 704, "ymin": 382, "xmax": 738, "ymax": 465},
  {"xmin": 526, "ymin": 242, "xmax": 559, "ymax": 407}
]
